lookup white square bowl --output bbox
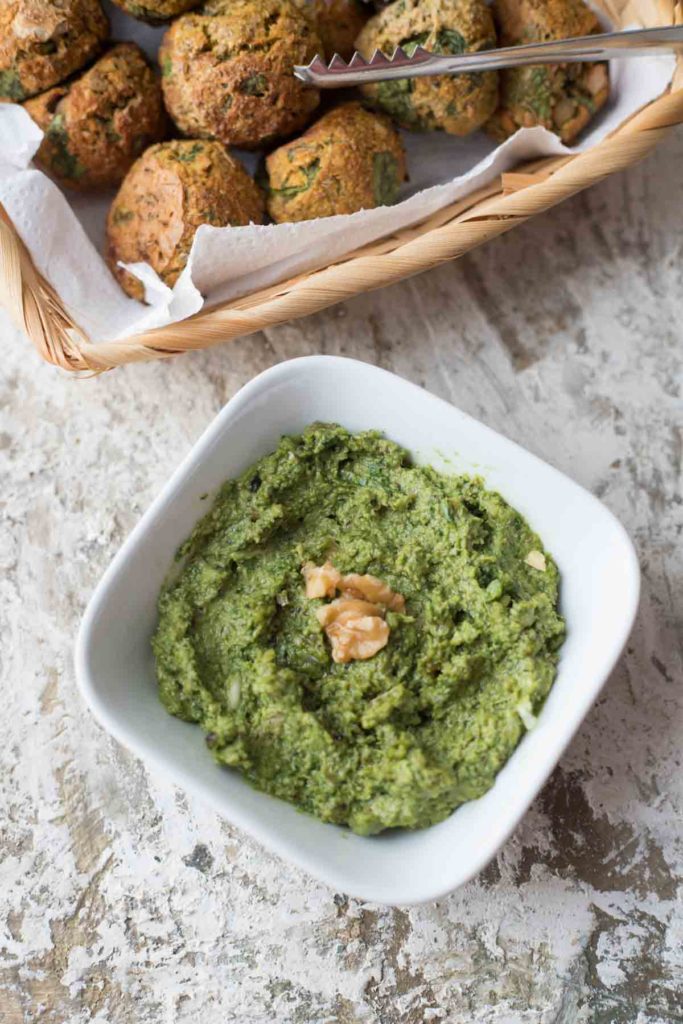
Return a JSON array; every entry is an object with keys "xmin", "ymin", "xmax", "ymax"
[{"xmin": 75, "ymin": 356, "xmax": 640, "ymax": 905}]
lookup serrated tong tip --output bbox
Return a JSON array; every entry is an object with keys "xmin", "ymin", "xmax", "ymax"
[{"xmin": 293, "ymin": 44, "xmax": 433, "ymax": 84}]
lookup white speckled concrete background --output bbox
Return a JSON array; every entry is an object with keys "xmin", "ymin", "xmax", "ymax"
[{"xmin": 1, "ymin": 131, "xmax": 682, "ymax": 1024}]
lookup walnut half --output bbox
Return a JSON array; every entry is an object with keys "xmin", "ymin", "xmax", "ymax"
[{"xmin": 302, "ymin": 563, "xmax": 405, "ymax": 663}]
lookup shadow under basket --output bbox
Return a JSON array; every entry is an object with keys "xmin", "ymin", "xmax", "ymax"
[{"xmin": 1, "ymin": 0, "xmax": 682, "ymax": 373}]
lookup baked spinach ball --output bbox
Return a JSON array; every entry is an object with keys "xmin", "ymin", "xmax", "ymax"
[
  {"xmin": 25, "ymin": 43, "xmax": 167, "ymax": 190},
  {"xmin": 266, "ymin": 101, "xmax": 406, "ymax": 222},
  {"xmin": 487, "ymin": 0, "xmax": 610, "ymax": 143},
  {"xmin": 159, "ymin": 0, "xmax": 322, "ymax": 150},
  {"xmin": 306, "ymin": 0, "xmax": 369, "ymax": 61},
  {"xmin": 106, "ymin": 140, "xmax": 265, "ymax": 300},
  {"xmin": 109, "ymin": 0, "xmax": 201, "ymax": 25},
  {"xmin": 355, "ymin": 0, "xmax": 498, "ymax": 135},
  {"xmin": 0, "ymin": 0, "xmax": 108, "ymax": 103}
]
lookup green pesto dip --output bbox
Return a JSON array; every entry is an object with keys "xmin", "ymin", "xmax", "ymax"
[{"xmin": 153, "ymin": 424, "xmax": 565, "ymax": 835}]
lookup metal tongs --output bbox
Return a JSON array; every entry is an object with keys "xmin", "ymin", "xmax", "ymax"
[{"xmin": 294, "ymin": 24, "xmax": 683, "ymax": 87}]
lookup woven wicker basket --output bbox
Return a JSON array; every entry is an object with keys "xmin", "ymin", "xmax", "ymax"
[{"xmin": 1, "ymin": 0, "xmax": 681, "ymax": 372}]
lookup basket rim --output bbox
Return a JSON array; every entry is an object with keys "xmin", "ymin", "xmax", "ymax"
[{"xmin": 2, "ymin": 27, "xmax": 682, "ymax": 371}]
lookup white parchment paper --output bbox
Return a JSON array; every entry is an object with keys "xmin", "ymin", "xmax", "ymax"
[{"xmin": 0, "ymin": 1, "xmax": 675, "ymax": 342}]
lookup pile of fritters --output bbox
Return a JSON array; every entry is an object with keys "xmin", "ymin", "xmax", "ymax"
[{"xmin": 1, "ymin": 0, "xmax": 610, "ymax": 299}]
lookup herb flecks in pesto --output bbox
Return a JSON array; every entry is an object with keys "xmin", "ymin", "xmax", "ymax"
[{"xmin": 153, "ymin": 424, "xmax": 565, "ymax": 835}]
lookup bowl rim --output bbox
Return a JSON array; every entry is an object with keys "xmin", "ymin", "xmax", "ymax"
[{"xmin": 74, "ymin": 355, "xmax": 641, "ymax": 904}]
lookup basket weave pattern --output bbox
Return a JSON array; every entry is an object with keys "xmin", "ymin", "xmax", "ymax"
[{"xmin": 1, "ymin": 0, "xmax": 681, "ymax": 372}]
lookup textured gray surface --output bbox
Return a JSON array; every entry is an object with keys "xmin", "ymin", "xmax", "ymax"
[{"xmin": 1, "ymin": 129, "xmax": 682, "ymax": 1024}]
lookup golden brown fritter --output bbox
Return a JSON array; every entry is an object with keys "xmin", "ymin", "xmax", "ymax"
[
  {"xmin": 355, "ymin": 0, "xmax": 498, "ymax": 135},
  {"xmin": 106, "ymin": 140, "xmax": 265, "ymax": 300},
  {"xmin": 486, "ymin": 0, "xmax": 610, "ymax": 143},
  {"xmin": 266, "ymin": 101, "xmax": 406, "ymax": 222},
  {"xmin": 25, "ymin": 44, "xmax": 168, "ymax": 190},
  {"xmin": 0, "ymin": 0, "xmax": 109, "ymax": 103},
  {"xmin": 306, "ymin": 0, "xmax": 369, "ymax": 61},
  {"xmin": 108, "ymin": 0, "xmax": 201, "ymax": 25},
  {"xmin": 159, "ymin": 0, "xmax": 322, "ymax": 150}
]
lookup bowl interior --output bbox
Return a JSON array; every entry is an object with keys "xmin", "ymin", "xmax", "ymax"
[{"xmin": 77, "ymin": 357, "xmax": 639, "ymax": 904}]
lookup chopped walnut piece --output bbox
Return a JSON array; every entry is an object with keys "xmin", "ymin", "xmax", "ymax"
[
  {"xmin": 302, "ymin": 560, "xmax": 341, "ymax": 599},
  {"xmin": 340, "ymin": 572, "xmax": 405, "ymax": 611},
  {"xmin": 525, "ymin": 550, "xmax": 547, "ymax": 572}
]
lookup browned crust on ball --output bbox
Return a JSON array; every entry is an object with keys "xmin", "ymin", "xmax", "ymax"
[
  {"xmin": 106, "ymin": 139, "xmax": 265, "ymax": 300},
  {"xmin": 355, "ymin": 0, "xmax": 498, "ymax": 136},
  {"xmin": 486, "ymin": 0, "xmax": 610, "ymax": 144},
  {"xmin": 0, "ymin": 0, "xmax": 109, "ymax": 103},
  {"xmin": 25, "ymin": 43, "xmax": 168, "ymax": 190},
  {"xmin": 306, "ymin": 0, "xmax": 369, "ymax": 61},
  {"xmin": 159, "ymin": 0, "xmax": 322, "ymax": 150},
  {"xmin": 266, "ymin": 101, "xmax": 407, "ymax": 223},
  {"xmin": 108, "ymin": 0, "xmax": 201, "ymax": 26}
]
